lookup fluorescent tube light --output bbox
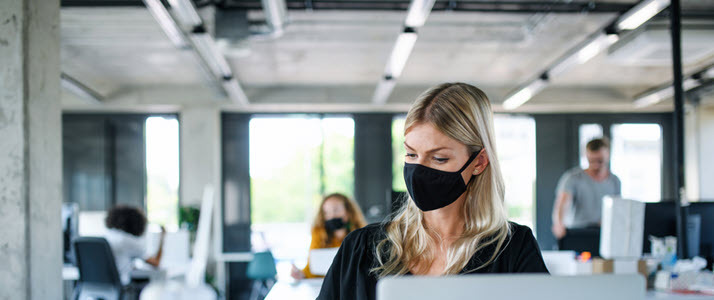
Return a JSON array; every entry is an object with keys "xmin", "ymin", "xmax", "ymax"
[
  {"xmin": 223, "ymin": 78, "xmax": 249, "ymax": 105},
  {"xmin": 191, "ymin": 29, "xmax": 233, "ymax": 79},
  {"xmin": 385, "ymin": 31, "xmax": 418, "ymax": 79},
  {"xmin": 404, "ymin": 0, "xmax": 436, "ymax": 28},
  {"xmin": 550, "ymin": 33, "xmax": 619, "ymax": 77},
  {"xmin": 502, "ymin": 78, "xmax": 548, "ymax": 110},
  {"xmin": 261, "ymin": 0, "xmax": 288, "ymax": 35},
  {"xmin": 372, "ymin": 79, "xmax": 397, "ymax": 104},
  {"xmin": 634, "ymin": 78, "xmax": 700, "ymax": 107},
  {"xmin": 143, "ymin": 0, "xmax": 189, "ymax": 49},
  {"xmin": 167, "ymin": 0, "xmax": 203, "ymax": 27},
  {"xmin": 616, "ymin": 0, "xmax": 670, "ymax": 31}
]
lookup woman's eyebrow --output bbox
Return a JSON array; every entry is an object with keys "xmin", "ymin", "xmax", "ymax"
[{"xmin": 404, "ymin": 142, "xmax": 451, "ymax": 153}]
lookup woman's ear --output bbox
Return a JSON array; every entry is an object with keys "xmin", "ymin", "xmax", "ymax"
[{"xmin": 472, "ymin": 148, "xmax": 489, "ymax": 176}]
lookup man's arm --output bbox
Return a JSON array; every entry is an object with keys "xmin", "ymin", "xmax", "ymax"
[{"xmin": 551, "ymin": 191, "xmax": 571, "ymax": 240}]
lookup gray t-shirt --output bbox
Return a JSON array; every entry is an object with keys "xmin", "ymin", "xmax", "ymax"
[{"xmin": 556, "ymin": 167, "xmax": 621, "ymax": 228}]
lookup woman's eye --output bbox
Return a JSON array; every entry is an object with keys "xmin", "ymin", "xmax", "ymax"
[
  {"xmin": 405, "ymin": 153, "xmax": 417, "ymax": 158},
  {"xmin": 434, "ymin": 157, "xmax": 449, "ymax": 163}
]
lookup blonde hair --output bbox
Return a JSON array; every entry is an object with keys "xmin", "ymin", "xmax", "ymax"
[
  {"xmin": 311, "ymin": 193, "xmax": 368, "ymax": 248},
  {"xmin": 372, "ymin": 82, "xmax": 510, "ymax": 277}
]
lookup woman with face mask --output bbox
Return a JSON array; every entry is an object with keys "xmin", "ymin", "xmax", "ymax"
[
  {"xmin": 318, "ymin": 83, "xmax": 549, "ymax": 300},
  {"xmin": 291, "ymin": 193, "xmax": 368, "ymax": 280}
]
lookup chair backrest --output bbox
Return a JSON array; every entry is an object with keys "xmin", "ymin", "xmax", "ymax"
[
  {"xmin": 73, "ymin": 237, "xmax": 122, "ymax": 286},
  {"xmin": 246, "ymin": 251, "xmax": 277, "ymax": 280}
]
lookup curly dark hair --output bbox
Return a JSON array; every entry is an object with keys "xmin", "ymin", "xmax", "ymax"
[{"xmin": 105, "ymin": 205, "xmax": 147, "ymax": 237}]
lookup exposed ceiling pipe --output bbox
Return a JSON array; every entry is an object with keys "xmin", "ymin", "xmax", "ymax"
[
  {"xmin": 143, "ymin": 0, "xmax": 249, "ymax": 105},
  {"xmin": 502, "ymin": 0, "xmax": 671, "ymax": 110},
  {"xmin": 634, "ymin": 65, "xmax": 714, "ymax": 107},
  {"xmin": 61, "ymin": 73, "xmax": 104, "ymax": 104},
  {"xmin": 261, "ymin": 0, "xmax": 288, "ymax": 37}
]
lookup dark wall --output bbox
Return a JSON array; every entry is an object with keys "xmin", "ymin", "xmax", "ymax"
[
  {"xmin": 221, "ymin": 113, "xmax": 252, "ymax": 300},
  {"xmin": 63, "ymin": 114, "xmax": 149, "ymax": 211},
  {"xmin": 354, "ymin": 113, "xmax": 394, "ymax": 223},
  {"xmin": 533, "ymin": 113, "xmax": 674, "ymax": 251}
]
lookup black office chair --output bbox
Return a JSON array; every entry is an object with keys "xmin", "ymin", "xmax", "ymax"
[{"xmin": 73, "ymin": 237, "xmax": 123, "ymax": 300}]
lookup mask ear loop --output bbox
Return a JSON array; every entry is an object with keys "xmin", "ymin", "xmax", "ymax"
[{"xmin": 458, "ymin": 149, "xmax": 482, "ymax": 173}]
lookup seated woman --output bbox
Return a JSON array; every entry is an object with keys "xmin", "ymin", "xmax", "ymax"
[
  {"xmin": 104, "ymin": 205, "xmax": 165, "ymax": 285},
  {"xmin": 318, "ymin": 83, "xmax": 549, "ymax": 300},
  {"xmin": 291, "ymin": 193, "xmax": 367, "ymax": 280}
]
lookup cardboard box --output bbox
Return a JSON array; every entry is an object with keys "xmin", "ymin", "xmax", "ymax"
[
  {"xmin": 592, "ymin": 258, "xmax": 614, "ymax": 274},
  {"xmin": 592, "ymin": 258, "xmax": 647, "ymax": 277}
]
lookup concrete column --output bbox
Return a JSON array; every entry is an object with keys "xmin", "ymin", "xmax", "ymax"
[
  {"xmin": 0, "ymin": 0, "xmax": 62, "ymax": 299},
  {"xmin": 180, "ymin": 106, "xmax": 222, "ymax": 207},
  {"xmin": 179, "ymin": 106, "xmax": 225, "ymax": 293}
]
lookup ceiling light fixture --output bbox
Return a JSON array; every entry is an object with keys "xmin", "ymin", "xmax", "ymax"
[
  {"xmin": 167, "ymin": 0, "xmax": 203, "ymax": 27},
  {"xmin": 502, "ymin": 76, "xmax": 548, "ymax": 110},
  {"xmin": 143, "ymin": 0, "xmax": 189, "ymax": 49},
  {"xmin": 616, "ymin": 0, "xmax": 670, "ymax": 31}
]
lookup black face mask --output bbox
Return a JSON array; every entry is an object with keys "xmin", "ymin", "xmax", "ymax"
[
  {"xmin": 403, "ymin": 152, "xmax": 479, "ymax": 211},
  {"xmin": 324, "ymin": 218, "xmax": 346, "ymax": 232}
]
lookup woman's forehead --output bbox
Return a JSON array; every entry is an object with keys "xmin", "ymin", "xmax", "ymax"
[{"xmin": 404, "ymin": 123, "xmax": 463, "ymax": 151}]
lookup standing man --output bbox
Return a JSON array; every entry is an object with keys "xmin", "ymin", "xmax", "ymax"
[{"xmin": 552, "ymin": 138, "xmax": 621, "ymax": 240}]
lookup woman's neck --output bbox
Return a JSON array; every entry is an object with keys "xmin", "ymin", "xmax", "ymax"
[
  {"xmin": 422, "ymin": 196, "xmax": 466, "ymax": 242},
  {"xmin": 332, "ymin": 228, "xmax": 347, "ymax": 241}
]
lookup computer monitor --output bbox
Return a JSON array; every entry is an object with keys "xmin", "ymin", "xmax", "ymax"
[
  {"xmin": 308, "ymin": 247, "xmax": 339, "ymax": 276},
  {"xmin": 376, "ymin": 274, "xmax": 645, "ymax": 300},
  {"xmin": 558, "ymin": 227, "xmax": 600, "ymax": 257},
  {"xmin": 61, "ymin": 202, "xmax": 79, "ymax": 264},
  {"xmin": 690, "ymin": 202, "xmax": 714, "ymax": 268},
  {"xmin": 643, "ymin": 202, "xmax": 677, "ymax": 254}
]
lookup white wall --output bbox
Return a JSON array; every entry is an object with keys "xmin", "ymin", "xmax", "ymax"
[
  {"xmin": 685, "ymin": 96, "xmax": 714, "ymax": 200},
  {"xmin": 180, "ymin": 106, "xmax": 222, "ymax": 207}
]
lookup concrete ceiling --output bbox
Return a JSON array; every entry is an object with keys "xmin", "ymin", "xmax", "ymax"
[{"xmin": 60, "ymin": 1, "xmax": 714, "ymax": 112}]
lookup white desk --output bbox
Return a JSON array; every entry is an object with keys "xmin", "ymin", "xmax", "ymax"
[
  {"xmin": 259, "ymin": 280, "xmax": 714, "ymax": 300},
  {"xmin": 646, "ymin": 291, "xmax": 714, "ymax": 299},
  {"xmin": 264, "ymin": 279, "xmax": 323, "ymax": 300},
  {"xmin": 63, "ymin": 264, "xmax": 79, "ymax": 281}
]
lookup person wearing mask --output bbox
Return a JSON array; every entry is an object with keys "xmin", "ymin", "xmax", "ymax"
[
  {"xmin": 318, "ymin": 83, "xmax": 549, "ymax": 300},
  {"xmin": 551, "ymin": 138, "xmax": 621, "ymax": 241},
  {"xmin": 291, "ymin": 193, "xmax": 367, "ymax": 280},
  {"xmin": 104, "ymin": 205, "xmax": 165, "ymax": 285}
]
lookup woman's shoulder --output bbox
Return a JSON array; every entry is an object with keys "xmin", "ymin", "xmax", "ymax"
[
  {"xmin": 502, "ymin": 221, "xmax": 539, "ymax": 252},
  {"xmin": 346, "ymin": 222, "xmax": 387, "ymax": 243},
  {"xmin": 506, "ymin": 221, "xmax": 537, "ymax": 242}
]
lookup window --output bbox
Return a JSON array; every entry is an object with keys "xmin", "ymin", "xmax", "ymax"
[
  {"xmin": 579, "ymin": 124, "xmax": 604, "ymax": 170},
  {"xmin": 610, "ymin": 124, "xmax": 662, "ymax": 202},
  {"xmin": 249, "ymin": 116, "xmax": 355, "ymax": 271},
  {"xmin": 392, "ymin": 116, "xmax": 407, "ymax": 192},
  {"xmin": 391, "ymin": 115, "xmax": 536, "ymax": 229},
  {"xmin": 494, "ymin": 115, "xmax": 536, "ymax": 229},
  {"xmin": 145, "ymin": 116, "xmax": 180, "ymax": 228}
]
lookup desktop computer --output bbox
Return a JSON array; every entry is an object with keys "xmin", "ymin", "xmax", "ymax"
[{"xmin": 62, "ymin": 202, "xmax": 79, "ymax": 264}]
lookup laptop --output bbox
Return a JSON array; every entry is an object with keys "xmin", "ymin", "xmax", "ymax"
[
  {"xmin": 308, "ymin": 247, "xmax": 339, "ymax": 276},
  {"xmin": 377, "ymin": 274, "xmax": 645, "ymax": 300}
]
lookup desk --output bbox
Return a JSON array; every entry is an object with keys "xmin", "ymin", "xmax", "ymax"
[
  {"xmin": 260, "ymin": 281, "xmax": 714, "ymax": 300},
  {"xmin": 264, "ymin": 279, "xmax": 323, "ymax": 300},
  {"xmin": 646, "ymin": 291, "xmax": 714, "ymax": 299},
  {"xmin": 63, "ymin": 264, "xmax": 79, "ymax": 281}
]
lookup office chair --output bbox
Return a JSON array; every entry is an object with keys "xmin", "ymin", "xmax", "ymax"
[
  {"xmin": 72, "ymin": 237, "xmax": 124, "ymax": 300},
  {"xmin": 246, "ymin": 251, "xmax": 277, "ymax": 300}
]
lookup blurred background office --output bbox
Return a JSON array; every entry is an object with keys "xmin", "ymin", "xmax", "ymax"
[{"xmin": 1, "ymin": 0, "xmax": 714, "ymax": 299}]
